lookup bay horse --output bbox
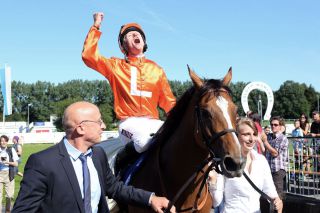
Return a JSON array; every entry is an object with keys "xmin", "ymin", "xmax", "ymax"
[{"xmin": 128, "ymin": 67, "xmax": 245, "ymax": 212}]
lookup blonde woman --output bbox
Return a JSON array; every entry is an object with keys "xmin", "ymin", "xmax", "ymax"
[{"xmin": 209, "ymin": 117, "xmax": 283, "ymax": 213}]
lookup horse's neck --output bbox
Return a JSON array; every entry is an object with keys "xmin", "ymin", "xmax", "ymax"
[
  {"xmin": 160, "ymin": 104, "xmax": 209, "ymax": 198},
  {"xmin": 179, "ymin": 163, "xmax": 211, "ymax": 211}
]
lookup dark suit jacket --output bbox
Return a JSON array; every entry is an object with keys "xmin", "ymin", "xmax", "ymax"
[{"xmin": 12, "ymin": 140, "xmax": 151, "ymax": 213}]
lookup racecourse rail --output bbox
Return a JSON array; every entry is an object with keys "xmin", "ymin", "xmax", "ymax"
[
  {"xmin": 286, "ymin": 136, "xmax": 320, "ymax": 200},
  {"xmin": 0, "ymin": 131, "xmax": 119, "ymax": 144}
]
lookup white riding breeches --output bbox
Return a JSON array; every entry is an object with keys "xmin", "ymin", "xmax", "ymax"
[{"xmin": 118, "ymin": 117, "xmax": 164, "ymax": 153}]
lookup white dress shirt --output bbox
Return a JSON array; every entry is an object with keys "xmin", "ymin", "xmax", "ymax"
[
  {"xmin": 64, "ymin": 138, "xmax": 101, "ymax": 213},
  {"xmin": 210, "ymin": 150, "xmax": 278, "ymax": 213}
]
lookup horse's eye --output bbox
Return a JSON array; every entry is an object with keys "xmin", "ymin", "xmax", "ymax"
[{"xmin": 200, "ymin": 109, "xmax": 213, "ymax": 119}]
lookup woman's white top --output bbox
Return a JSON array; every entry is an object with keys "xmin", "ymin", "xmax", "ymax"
[{"xmin": 210, "ymin": 150, "xmax": 278, "ymax": 213}]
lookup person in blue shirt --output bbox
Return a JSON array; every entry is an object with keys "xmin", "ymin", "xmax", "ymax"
[{"xmin": 0, "ymin": 135, "xmax": 19, "ymax": 212}]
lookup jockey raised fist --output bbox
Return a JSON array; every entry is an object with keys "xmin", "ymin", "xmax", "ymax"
[{"xmin": 93, "ymin": 12, "xmax": 104, "ymax": 29}]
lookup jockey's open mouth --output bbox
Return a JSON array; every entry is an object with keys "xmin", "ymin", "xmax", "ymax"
[{"xmin": 134, "ymin": 38, "xmax": 140, "ymax": 43}]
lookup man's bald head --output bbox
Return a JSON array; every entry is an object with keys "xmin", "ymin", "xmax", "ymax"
[{"xmin": 62, "ymin": 101, "xmax": 99, "ymax": 134}]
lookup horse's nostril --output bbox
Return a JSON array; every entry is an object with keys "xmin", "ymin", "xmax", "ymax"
[{"xmin": 223, "ymin": 156, "xmax": 239, "ymax": 172}]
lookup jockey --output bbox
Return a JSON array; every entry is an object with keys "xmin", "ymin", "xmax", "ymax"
[{"xmin": 82, "ymin": 12, "xmax": 176, "ymax": 155}]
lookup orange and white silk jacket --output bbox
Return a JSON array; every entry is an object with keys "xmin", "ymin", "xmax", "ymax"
[{"xmin": 82, "ymin": 27, "xmax": 176, "ymax": 120}]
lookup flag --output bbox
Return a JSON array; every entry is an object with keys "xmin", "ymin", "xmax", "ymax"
[{"xmin": 0, "ymin": 65, "xmax": 12, "ymax": 115}]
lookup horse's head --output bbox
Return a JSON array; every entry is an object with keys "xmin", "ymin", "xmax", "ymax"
[{"xmin": 189, "ymin": 66, "xmax": 245, "ymax": 178}]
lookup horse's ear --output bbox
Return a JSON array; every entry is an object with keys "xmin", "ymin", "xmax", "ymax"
[
  {"xmin": 188, "ymin": 65, "xmax": 203, "ymax": 89},
  {"xmin": 222, "ymin": 67, "xmax": 232, "ymax": 86}
]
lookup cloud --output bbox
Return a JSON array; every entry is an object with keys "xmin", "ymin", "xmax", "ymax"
[{"xmin": 137, "ymin": 1, "xmax": 177, "ymax": 33}]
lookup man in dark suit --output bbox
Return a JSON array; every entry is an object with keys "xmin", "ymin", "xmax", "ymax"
[{"xmin": 12, "ymin": 101, "xmax": 175, "ymax": 213}]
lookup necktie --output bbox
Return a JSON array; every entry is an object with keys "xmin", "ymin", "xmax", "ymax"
[{"xmin": 79, "ymin": 154, "xmax": 92, "ymax": 213}]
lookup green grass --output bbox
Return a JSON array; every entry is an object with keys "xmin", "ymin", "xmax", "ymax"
[{"xmin": 13, "ymin": 143, "xmax": 53, "ymax": 201}]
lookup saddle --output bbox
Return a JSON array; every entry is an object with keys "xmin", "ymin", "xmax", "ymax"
[
  {"xmin": 114, "ymin": 135, "xmax": 158, "ymax": 184},
  {"xmin": 114, "ymin": 141, "xmax": 142, "ymax": 183}
]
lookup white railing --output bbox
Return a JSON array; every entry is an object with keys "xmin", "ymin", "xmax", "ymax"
[{"xmin": 1, "ymin": 131, "xmax": 119, "ymax": 144}]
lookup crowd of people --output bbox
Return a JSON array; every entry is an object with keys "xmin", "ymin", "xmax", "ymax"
[
  {"xmin": 249, "ymin": 110, "xmax": 320, "ymax": 184},
  {"xmin": 290, "ymin": 111, "xmax": 320, "ymax": 181},
  {"xmin": 9, "ymin": 108, "xmax": 319, "ymax": 213},
  {"xmin": 208, "ymin": 110, "xmax": 320, "ymax": 212}
]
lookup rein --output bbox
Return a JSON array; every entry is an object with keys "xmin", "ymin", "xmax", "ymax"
[
  {"xmin": 243, "ymin": 172, "xmax": 275, "ymax": 212},
  {"xmin": 164, "ymin": 156, "xmax": 214, "ymax": 213},
  {"xmin": 164, "ymin": 100, "xmax": 236, "ymax": 213}
]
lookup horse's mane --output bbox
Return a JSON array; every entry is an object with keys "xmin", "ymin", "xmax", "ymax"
[{"xmin": 153, "ymin": 78, "xmax": 231, "ymax": 144}]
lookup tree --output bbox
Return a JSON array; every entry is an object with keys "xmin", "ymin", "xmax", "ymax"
[
  {"xmin": 169, "ymin": 80, "xmax": 192, "ymax": 99},
  {"xmin": 273, "ymin": 81, "xmax": 310, "ymax": 118},
  {"xmin": 53, "ymin": 98, "xmax": 83, "ymax": 131},
  {"xmin": 98, "ymin": 103, "xmax": 115, "ymax": 130},
  {"xmin": 230, "ymin": 81, "xmax": 248, "ymax": 116},
  {"xmin": 304, "ymin": 85, "xmax": 319, "ymax": 114},
  {"xmin": 0, "ymin": 78, "xmax": 319, "ymax": 130}
]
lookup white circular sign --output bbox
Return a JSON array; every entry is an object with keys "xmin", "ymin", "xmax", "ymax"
[{"xmin": 241, "ymin": 82, "xmax": 274, "ymax": 120}]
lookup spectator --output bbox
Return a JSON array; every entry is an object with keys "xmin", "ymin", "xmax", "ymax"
[
  {"xmin": 12, "ymin": 136, "xmax": 23, "ymax": 177},
  {"xmin": 310, "ymin": 111, "xmax": 320, "ymax": 137},
  {"xmin": 309, "ymin": 111, "xmax": 320, "ymax": 173},
  {"xmin": 264, "ymin": 125, "xmax": 271, "ymax": 135},
  {"xmin": 298, "ymin": 113, "xmax": 312, "ymax": 175},
  {"xmin": 302, "ymin": 143, "xmax": 313, "ymax": 177},
  {"xmin": 292, "ymin": 120, "xmax": 304, "ymax": 151},
  {"xmin": 264, "ymin": 116, "xmax": 289, "ymax": 199},
  {"xmin": 299, "ymin": 113, "xmax": 310, "ymax": 136},
  {"xmin": 291, "ymin": 120, "xmax": 304, "ymax": 180},
  {"xmin": 248, "ymin": 113, "xmax": 266, "ymax": 154},
  {"xmin": 209, "ymin": 117, "xmax": 283, "ymax": 213},
  {"xmin": 0, "ymin": 135, "xmax": 19, "ymax": 213}
]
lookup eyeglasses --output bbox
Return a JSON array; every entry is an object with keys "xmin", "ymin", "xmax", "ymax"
[
  {"xmin": 79, "ymin": 119, "xmax": 104, "ymax": 126},
  {"xmin": 271, "ymin": 123, "xmax": 279, "ymax": 127}
]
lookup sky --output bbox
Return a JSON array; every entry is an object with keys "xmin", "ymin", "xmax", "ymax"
[{"xmin": 1, "ymin": 0, "xmax": 320, "ymax": 92}]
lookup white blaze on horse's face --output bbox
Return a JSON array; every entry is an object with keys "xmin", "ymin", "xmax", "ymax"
[{"xmin": 216, "ymin": 96, "xmax": 241, "ymax": 148}]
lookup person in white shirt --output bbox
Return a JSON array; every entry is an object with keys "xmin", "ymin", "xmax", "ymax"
[{"xmin": 208, "ymin": 117, "xmax": 283, "ymax": 213}]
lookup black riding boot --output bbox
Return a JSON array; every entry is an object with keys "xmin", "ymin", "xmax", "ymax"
[{"xmin": 114, "ymin": 141, "xmax": 140, "ymax": 177}]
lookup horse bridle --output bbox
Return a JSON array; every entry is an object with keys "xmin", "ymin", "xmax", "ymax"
[
  {"xmin": 195, "ymin": 88, "xmax": 237, "ymax": 156},
  {"xmin": 195, "ymin": 103, "xmax": 237, "ymax": 163},
  {"xmin": 164, "ymin": 95, "xmax": 237, "ymax": 213}
]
